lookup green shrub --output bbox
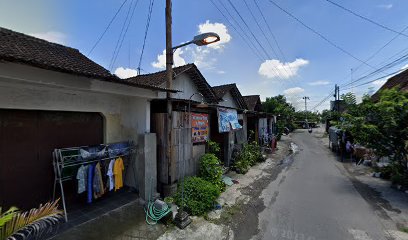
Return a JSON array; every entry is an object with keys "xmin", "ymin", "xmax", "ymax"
[
  {"xmin": 175, "ymin": 177, "xmax": 220, "ymax": 216},
  {"xmin": 247, "ymin": 141, "xmax": 265, "ymax": 163},
  {"xmin": 199, "ymin": 153, "xmax": 226, "ymax": 192},
  {"xmin": 234, "ymin": 142, "xmax": 265, "ymax": 174},
  {"xmin": 207, "ymin": 140, "xmax": 220, "ymax": 155}
]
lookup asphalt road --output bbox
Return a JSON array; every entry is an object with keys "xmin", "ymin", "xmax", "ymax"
[{"xmin": 258, "ymin": 130, "xmax": 392, "ymax": 240}]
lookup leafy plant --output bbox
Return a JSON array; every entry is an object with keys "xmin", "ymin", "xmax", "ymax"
[
  {"xmin": 233, "ymin": 142, "xmax": 264, "ymax": 174},
  {"xmin": 175, "ymin": 177, "xmax": 220, "ymax": 216},
  {"xmin": 0, "ymin": 200, "xmax": 62, "ymax": 240},
  {"xmin": 199, "ymin": 153, "xmax": 225, "ymax": 192},
  {"xmin": 342, "ymin": 88, "xmax": 408, "ymax": 172},
  {"xmin": 247, "ymin": 141, "xmax": 265, "ymax": 163},
  {"xmin": 207, "ymin": 140, "xmax": 220, "ymax": 155}
]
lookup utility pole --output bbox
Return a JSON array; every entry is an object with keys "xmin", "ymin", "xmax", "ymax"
[
  {"xmin": 303, "ymin": 96, "xmax": 310, "ymax": 123},
  {"xmin": 165, "ymin": 0, "xmax": 174, "ymax": 190},
  {"xmin": 166, "ymin": 0, "xmax": 192, "ymax": 229},
  {"xmin": 333, "ymin": 84, "xmax": 340, "ymax": 115}
]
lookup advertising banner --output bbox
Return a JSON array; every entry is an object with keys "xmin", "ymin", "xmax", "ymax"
[{"xmin": 191, "ymin": 113, "xmax": 209, "ymax": 143}]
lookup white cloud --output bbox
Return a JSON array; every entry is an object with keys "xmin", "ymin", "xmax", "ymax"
[
  {"xmin": 190, "ymin": 46, "xmax": 214, "ymax": 69},
  {"xmin": 198, "ymin": 20, "xmax": 231, "ymax": 49},
  {"xmin": 151, "ymin": 21, "xmax": 231, "ymax": 71},
  {"xmin": 29, "ymin": 31, "xmax": 66, "ymax": 44},
  {"xmin": 372, "ymin": 79, "xmax": 387, "ymax": 87},
  {"xmin": 258, "ymin": 58, "xmax": 309, "ymax": 79},
  {"xmin": 308, "ymin": 80, "xmax": 330, "ymax": 86},
  {"xmin": 377, "ymin": 4, "xmax": 393, "ymax": 10},
  {"xmin": 217, "ymin": 70, "xmax": 226, "ymax": 74},
  {"xmin": 114, "ymin": 67, "xmax": 138, "ymax": 79},
  {"xmin": 283, "ymin": 87, "xmax": 305, "ymax": 95},
  {"xmin": 152, "ymin": 48, "xmax": 186, "ymax": 69}
]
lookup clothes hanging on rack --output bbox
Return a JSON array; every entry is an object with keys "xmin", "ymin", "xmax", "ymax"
[
  {"xmin": 107, "ymin": 159, "xmax": 115, "ymax": 191},
  {"xmin": 76, "ymin": 165, "xmax": 88, "ymax": 194},
  {"xmin": 114, "ymin": 157, "xmax": 124, "ymax": 191},
  {"xmin": 87, "ymin": 163, "xmax": 95, "ymax": 203},
  {"xmin": 93, "ymin": 162, "xmax": 105, "ymax": 199}
]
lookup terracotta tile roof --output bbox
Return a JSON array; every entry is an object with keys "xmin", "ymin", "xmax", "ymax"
[
  {"xmin": 243, "ymin": 95, "xmax": 262, "ymax": 112},
  {"xmin": 372, "ymin": 69, "xmax": 408, "ymax": 101},
  {"xmin": 0, "ymin": 27, "xmax": 177, "ymax": 92},
  {"xmin": 212, "ymin": 83, "xmax": 235, "ymax": 99},
  {"xmin": 212, "ymin": 83, "xmax": 248, "ymax": 109},
  {"xmin": 127, "ymin": 63, "xmax": 218, "ymax": 103},
  {"xmin": 0, "ymin": 27, "xmax": 114, "ymax": 80}
]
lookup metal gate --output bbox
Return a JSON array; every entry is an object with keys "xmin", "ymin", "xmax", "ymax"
[{"xmin": 0, "ymin": 109, "xmax": 103, "ymax": 210}]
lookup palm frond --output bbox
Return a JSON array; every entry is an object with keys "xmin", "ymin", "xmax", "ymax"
[{"xmin": 0, "ymin": 199, "xmax": 63, "ymax": 240}]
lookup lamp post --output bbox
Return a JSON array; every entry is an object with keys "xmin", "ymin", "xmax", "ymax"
[{"xmin": 165, "ymin": 0, "xmax": 220, "ymax": 229}]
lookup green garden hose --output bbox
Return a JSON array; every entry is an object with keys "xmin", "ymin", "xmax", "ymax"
[
  {"xmin": 145, "ymin": 177, "xmax": 172, "ymax": 225},
  {"xmin": 144, "ymin": 200, "xmax": 171, "ymax": 225}
]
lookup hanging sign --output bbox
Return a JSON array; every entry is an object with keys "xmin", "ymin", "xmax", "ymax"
[
  {"xmin": 191, "ymin": 113, "xmax": 209, "ymax": 143},
  {"xmin": 217, "ymin": 107, "xmax": 242, "ymax": 133}
]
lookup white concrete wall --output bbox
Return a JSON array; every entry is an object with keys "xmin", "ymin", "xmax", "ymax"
[
  {"xmin": 158, "ymin": 73, "xmax": 204, "ymax": 102},
  {"xmin": 218, "ymin": 91, "xmax": 239, "ymax": 109},
  {"xmin": 0, "ymin": 62, "xmax": 159, "ymax": 191},
  {"xmin": 0, "ymin": 62, "xmax": 157, "ymax": 143}
]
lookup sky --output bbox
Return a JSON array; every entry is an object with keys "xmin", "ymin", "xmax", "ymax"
[{"xmin": 1, "ymin": 0, "xmax": 408, "ymax": 111}]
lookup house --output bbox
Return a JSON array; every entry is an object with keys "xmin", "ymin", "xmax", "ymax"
[
  {"xmin": 127, "ymin": 63, "xmax": 219, "ymax": 194},
  {"xmin": 372, "ymin": 68, "xmax": 408, "ymax": 101},
  {"xmin": 212, "ymin": 83, "xmax": 248, "ymax": 166},
  {"xmin": 0, "ymin": 27, "xmax": 175, "ymax": 210},
  {"xmin": 243, "ymin": 95, "xmax": 277, "ymax": 146}
]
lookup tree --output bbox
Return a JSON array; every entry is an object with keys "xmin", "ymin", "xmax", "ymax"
[
  {"xmin": 263, "ymin": 95, "xmax": 296, "ymax": 135},
  {"xmin": 342, "ymin": 88, "xmax": 408, "ymax": 168},
  {"xmin": 341, "ymin": 92, "xmax": 357, "ymax": 105}
]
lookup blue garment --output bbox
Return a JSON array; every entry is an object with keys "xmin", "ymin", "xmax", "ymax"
[{"xmin": 87, "ymin": 164, "xmax": 95, "ymax": 203}]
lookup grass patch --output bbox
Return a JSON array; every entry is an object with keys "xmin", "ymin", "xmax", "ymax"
[
  {"xmin": 399, "ymin": 226, "xmax": 408, "ymax": 233},
  {"xmin": 207, "ymin": 201, "xmax": 243, "ymax": 225}
]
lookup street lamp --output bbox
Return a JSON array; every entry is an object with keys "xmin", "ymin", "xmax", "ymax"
[
  {"xmin": 165, "ymin": 1, "xmax": 220, "ymax": 230},
  {"xmin": 172, "ymin": 32, "xmax": 221, "ymax": 50}
]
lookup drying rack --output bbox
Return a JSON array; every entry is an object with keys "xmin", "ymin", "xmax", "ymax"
[{"xmin": 52, "ymin": 141, "xmax": 136, "ymax": 222}]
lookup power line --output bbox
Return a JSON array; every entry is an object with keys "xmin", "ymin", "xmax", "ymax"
[
  {"xmin": 350, "ymin": 25, "xmax": 408, "ymax": 75},
  {"xmin": 341, "ymin": 51, "xmax": 408, "ymax": 88},
  {"xmin": 109, "ymin": 0, "xmax": 134, "ymax": 70},
  {"xmin": 311, "ymin": 91, "xmax": 335, "ymax": 111},
  {"xmin": 137, "ymin": 0, "xmax": 155, "ymax": 74},
  {"xmin": 339, "ymin": 25, "xmax": 408, "ymax": 89},
  {"xmin": 342, "ymin": 65, "xmax": 408, "ymax": 91},
  {"xmin": 215, "ymin": 0, "xmax": 265, "ymax": 60},
  {"xmin": 267, "ymin": 0, "xmax": 375, "ymax": 69},
  {"xmin": 227, "ymin": 0, "xmax": 272, "ymax": 60},
  {"xmin": 242, "ymin": 0, "xmax": 292, "ymax": 77},
  {"xmin": 253, "ymin": 0, "xmax": 295, "ymax": 76},
  {"xmin": 323, "ymin": 0, "xmax": 408, "ymax": 38},
  {"xmin": 227, "ymin": 0, "xmax": 292, "ymax": 80},
  {"xmin": 212, "ymin": 0, "xmax": 285, "ymax": 80},
  {"xmin": 209, "ymin": 0, "xmax": 263, "ymax": 61},
  {"xmin": 242, "ymin": 0, "xmax": 279, "ymax": 58},
  {"xmin": 109, "ymin": 0, "xmax": 140, "ymax": 71},
  {"xmin": 87, "ymin": 0, "xmax": 129, "ymax": 56}
]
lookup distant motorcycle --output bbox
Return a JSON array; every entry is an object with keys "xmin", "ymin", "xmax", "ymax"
[{"xmin": 308, "ymin": 127, "xmax": 313, "ymax": 133}]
